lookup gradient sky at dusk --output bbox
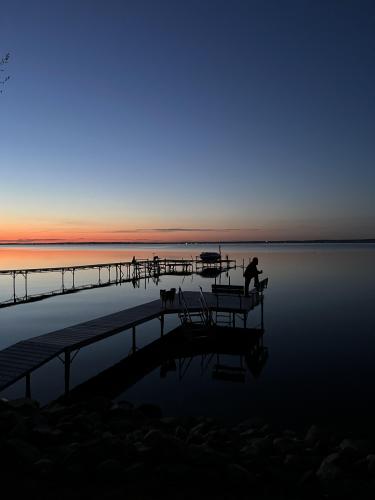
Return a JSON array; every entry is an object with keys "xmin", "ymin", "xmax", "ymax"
[{"xmin": 1, "ymin": 0, "xmax": 374, "ymax": 242}]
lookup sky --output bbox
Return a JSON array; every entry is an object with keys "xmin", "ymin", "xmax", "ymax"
[{"xmin": 1, "ymin": 0, "xmax": 374, "ymax": 242}]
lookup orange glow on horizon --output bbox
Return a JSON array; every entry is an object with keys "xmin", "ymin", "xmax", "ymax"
[
  {"xmin": 0, "ymin": 246, "xmax": 216, "ymax": 270},
  {"xmin": 0, "ymin": 226, "xmax": 254, "ymax": 244}
]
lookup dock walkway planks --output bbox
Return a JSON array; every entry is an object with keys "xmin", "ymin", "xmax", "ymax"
[{"xmin": 0, "ymin": 290, "xmax": 259, "ymax": 393}]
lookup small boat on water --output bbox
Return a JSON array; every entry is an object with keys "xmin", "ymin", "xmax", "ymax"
[{"xmin": 199, "ymin": 251, "xmax": 221, "ymax": 263}]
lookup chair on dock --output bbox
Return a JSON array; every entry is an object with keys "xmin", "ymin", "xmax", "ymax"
[
  {"xmin": 257, "ymin": 278, "xmax": 268, "ymax": 292},
  {"xmin": 211, "ymin": 284, "xmax": 244, "ymax": 326}
]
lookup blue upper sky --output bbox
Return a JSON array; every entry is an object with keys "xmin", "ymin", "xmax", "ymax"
[{"xmin": 1, "ymin": 0, "xmax": 374, "ymax": 241}]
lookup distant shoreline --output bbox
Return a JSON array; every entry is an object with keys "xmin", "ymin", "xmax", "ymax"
[{"xmin": 0, "ymin": 239, "xmax": 374, "ymax": 246}]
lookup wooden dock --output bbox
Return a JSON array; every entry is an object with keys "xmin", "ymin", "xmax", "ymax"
[
  {"xmin": 0, "ymin": 284, "xmax": 266, "ymax": 399},
  {"xmin": 0, "ymin": 257, "xmax": 236, "ymax": 309}
]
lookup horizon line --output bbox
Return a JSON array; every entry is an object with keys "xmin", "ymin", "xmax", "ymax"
[{"xmin": 0, "ymin": 238, "xmax": 374, "ymax": 246}]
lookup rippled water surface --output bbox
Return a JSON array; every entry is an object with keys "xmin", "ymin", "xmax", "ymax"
[{"xmin": 1, "ymin": 243, "xmax": 374, "ymax": 426}]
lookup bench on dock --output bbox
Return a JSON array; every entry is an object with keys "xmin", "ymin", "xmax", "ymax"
[
  {"xmin": 211, "ymin": 284, "xmax": 244, "ymax": 295},
  {"xmin": 212, "ymin": 278, "xmax": 268, "ymax": 296}
]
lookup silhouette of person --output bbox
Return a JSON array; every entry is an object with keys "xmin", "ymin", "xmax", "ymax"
[{"xmin": 244, "ymin": 257, "xmax": 262, "ymax": 296}]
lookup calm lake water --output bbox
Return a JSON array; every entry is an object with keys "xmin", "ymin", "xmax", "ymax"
[{"xmin": 1, "ymin": 243, "xmax": 374, "ymax": 427}]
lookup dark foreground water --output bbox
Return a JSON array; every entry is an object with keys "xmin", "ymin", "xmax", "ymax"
[{"xmin": 1, "ymin": 243, "xmax": 374, "ymax": 427}]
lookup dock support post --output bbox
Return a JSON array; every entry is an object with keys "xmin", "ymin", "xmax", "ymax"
[
  {"xmin": 243, "ymin": 313, "xmax": 247, "ymax": 328},
  {"xmin": 25, "ymin": 373, "xmax": 31, "ymax": 399},
  {"xmin": 64, "ymin": 351, "xmax": 70, "ymax": 396},
  {"xmin": 160, "ymin": 314, "xmax": 164, "ymax": 337},
  {"xmin": 24, "ymin": 272, "xmax": 28, "ymax": 300},
  {"xmin": 13, "ymin": 272, "xmax": 16, "ymax": 303},
  {"xmin": 132, "ymin": 326, "xmax": 136, "ymax": 354},
  {"xmin": 232, "ymin": 312, "xmax": 235, "ymax": 328}
]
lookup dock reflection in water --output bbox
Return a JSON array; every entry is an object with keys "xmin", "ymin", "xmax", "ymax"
[{"xmin": 65, "ymin": 325, "xmax": 268, "ymax": 403}]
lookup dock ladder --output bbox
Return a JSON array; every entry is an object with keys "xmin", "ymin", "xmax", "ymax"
[{"xmin": 178, "ymin": 287, "xmax": 214, "ymax": 327}]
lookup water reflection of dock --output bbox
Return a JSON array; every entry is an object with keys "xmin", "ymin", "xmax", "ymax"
[
  {"xmin": 0, "ymin": 282, "xmax": 267, "ymax": 400},
  {"xmin": 62, "ymin": 325, "xmax": 269, "ymax": 402},
  {"xmin": 0, "ymin": 257, "xmax": 236, "ymax": 309}
]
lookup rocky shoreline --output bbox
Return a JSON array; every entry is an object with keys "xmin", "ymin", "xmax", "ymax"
[{"xmin": 1, "ymin": 396, "xmax": 375, "ymax": 499}]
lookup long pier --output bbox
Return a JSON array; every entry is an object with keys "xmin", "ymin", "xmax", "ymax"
[
  {"xmin": 0, "ymin": 257, "xmax": 236, "ymax": 309},
  {"xmin": 0, "ymin": 282, "xmax": 266, "ymax": 400}
]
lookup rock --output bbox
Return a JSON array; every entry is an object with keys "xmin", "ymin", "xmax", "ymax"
[
  {"xmin": 340, "ymin": 438, "xmax": 373, "ymax": 456},
  {"xmin": 108, "ymin": 418, "xmax": 133, "ymax": 435},
  {"xmin": 43, "ymin": 403, "xmax": 78, "ymax": 425},
  {"xmin": 106, "ymin": 404, "xmax": 132, "ymax": 424},
  {"xmin": 32, "ymin": 425, "xmax": 64, "ymax": 445},
  {"xmin": 123, "ymin": 462, "xmax": 147, "ymax": 483},
  {"xmin": 4, "ymin": 438, "xmax": 42, "ymax": 466},
  {"xmin": 95, "ymin": 458, "xmax": 123, "ymax": 481},
  {"xmin": 187, "ymin": 444, "xmax": 229, "ymax": 466},
  {"xmin": 143, "ymin": 428, "xmax": 164, "ymax": 447},
  {"xmin": 240, "ymin": 428, "xmax": 257, "ymax": 439},
  {"xmin": 296, "ymin": 469, "xmax": 321, "ymax": 497},
  {"xmin": 305, "ymin": 424, "xmax": 329, "ymax": 447},
  {"xmin": 242, "ymin": 436, "xmax": 273, "ymax": 458},
  {"xmin": 186, "ymin": 432, "xmax": 206, "ymax": 445},
  {"xmin": 33, "ymin": 458, "xmax": 55, "ymax": 477},
  {"xmin": 77, "ymin": 435, "xmax": 125, "ymax": 465},
  {"xmin": 153, "ymin": 463, "xmax": 193, "ymax": 485},
  {"xmin": 8, "ymin": 418, "xmax": 28, "ymax": 439},
  {"xmin": 186, "ymin": 421, "xmax": 211, "ymax": 445},
  {"xmin": 68, "ymin": 414, "xmax": 97, "ymax": 436},
  {"xmin": 259, "ymin": 424, "xmax": 272, "ymax": 435},
  {"xmin": 81, "ymin": 396, "xmax": 111, "ymax": 414},
  {"xmin": 283, "ymin": 429, "xmax": 298, "ymax": 438},
  {"xmin": 273, "ymin": 437, "xmax": 300, "ymax": 455},
  {"xmin": 134, "ymin": 441, "xmax": 154, "ymax": 461},
  {"xmin": 159, "ymin": 435, "xmax": 185, "ymax": 462},
  {"xmin": 160, "ymin": 416, "xmax": 180, "ymax": 427},
  {"xmin": 115, "ymin": 399, "xmax": 134, "ymax": 411},
  {"xmin": 175, "ymin": 425, "xmax": 188, "ymax": 440},
  {"xmin": 0, "ymin": 397, "xmax": 10, "ymax": 409},
  {"xmin": 236, "ymin": 416, "xmax": 265, "ymax": 432},
  {"xmin": 127, "ymin": 429, "xmax": 144, "ymax": 443},
  {"xmin": 225, "ymin": 463, "xmax": 256, "ymax": 485},
  {"xmin": 298, "ymin": 468, "xmax": 316, "ymax": 486},
  {"xmin": 55, "ymin": 442, "xmax": 81, "ymax": 466},
  {"xmin": 284, "ymin": 453, "xmax": 303, "ymax": 469},
  {"xmin": 190, "ymin": 421, "xmax": 210, "ymax": 435},
  {"xmin": 56, "ymin": 421, "xmax": 76, "ymax": 435},
  {"xmin": 352, "ymin": 457, "xmax": 369, "ymax": 480},
  {"xmin": 0, "ymin": 410, "xmax": 24, "ymax": 433},
  {"xmin": 367, "ymin": 454, "xmax": 375, "ymax": 476},
  {"xmin": 316, "ymin": 453, "xmax": 345, "ymax": 482},
  {"xmin": 7, "ymin": 398, "xmax": 40, "ymax": 413}
]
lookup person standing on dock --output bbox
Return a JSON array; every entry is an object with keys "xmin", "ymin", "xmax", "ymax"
[{"xmin": 244, "ymin": 257, "xmax": 262, "ymax": 296}]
